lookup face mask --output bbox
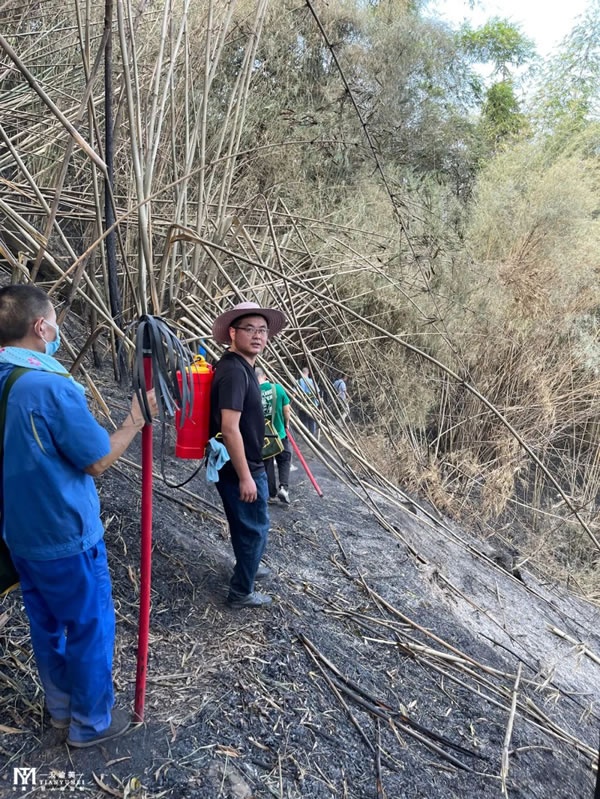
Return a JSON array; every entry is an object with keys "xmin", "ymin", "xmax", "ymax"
[{"xmin": 42, "ymin": 319, "xmax": 61, "ymax": 356}]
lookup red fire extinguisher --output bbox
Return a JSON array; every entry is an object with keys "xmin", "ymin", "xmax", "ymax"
[{"xmin": 175, "ymin": 354, "xmax": 214, "ymax": 459}]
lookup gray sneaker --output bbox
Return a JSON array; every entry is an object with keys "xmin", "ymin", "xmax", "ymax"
[
  {"xmin": 255, "ymin": 563, "xmax": 272, "ymax": 580},
  {"xmin": 66, "ymin": 708, "xmax": 131, "ymax": 748},
  {"xmin": 277, "ymin": 486, "xmax": 290, "ymax": 504},
  {"xmin": 227, "ymin": 591, "xmax": 273, "ymax": 608},
  {"xmin": 229, "ymin": 560, "xmax": 272, "ymax": 579}
]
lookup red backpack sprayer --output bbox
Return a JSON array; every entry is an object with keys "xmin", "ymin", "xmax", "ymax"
[{"xmin": 174, "ymin": 352, "xmax": 213, "ymax": 460}]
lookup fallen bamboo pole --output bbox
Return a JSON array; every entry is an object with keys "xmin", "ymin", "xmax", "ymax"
[{"xmin": 500, "ymin": 664, "xmax": 522, "ymax": 797}]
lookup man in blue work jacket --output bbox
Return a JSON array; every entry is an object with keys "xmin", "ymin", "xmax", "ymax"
[{"xmin": 0, "ymin": 285, "xmax": 157, "ymax": 748}]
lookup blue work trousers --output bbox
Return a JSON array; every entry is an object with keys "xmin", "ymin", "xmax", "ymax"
[
  {"xmin": 12, "ymin": 540, "xmax": 115, "ymax": 742},
  {"xmin": 216, "ymin": 470, "xmax": 269, "ymax": 597}
]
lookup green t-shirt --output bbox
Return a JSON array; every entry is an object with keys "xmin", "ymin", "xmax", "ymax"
[{"xmin": 260, "ymin": 382, "xmax": 290, "ymax": 439}]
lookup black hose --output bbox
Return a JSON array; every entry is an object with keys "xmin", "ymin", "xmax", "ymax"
[
  {"xmin": 119, "ymin": 314, "xmax": 205, "ymax": 488},
  {"xmin": 122, "ymin": 314, "xmax": 195, "ymax": 425}
]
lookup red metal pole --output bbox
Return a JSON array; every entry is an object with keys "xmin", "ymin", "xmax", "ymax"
[
  {"xmin": 287, "ymin": 428, "xmax": 323, "ymax": 497},
  {"xmin": 134, "ymin": 357, "xmax": 153, "ymax": 722}
]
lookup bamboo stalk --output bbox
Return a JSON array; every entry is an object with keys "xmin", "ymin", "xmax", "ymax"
[
  {"xmin": 0, "ymin": 32, "xmax": 106, "ymax": 170},
  {"xmin": 548, "ymin": 626, "xmax": 600, "ymax": 667},
  {"xmin": 500, "ymin": 664, "xmax": 522, "ymax": 797}
]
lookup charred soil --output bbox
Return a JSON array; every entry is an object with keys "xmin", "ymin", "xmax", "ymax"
[{"xmin": 1, "ymin": 381, "xmax": 599, "ymax": 798}]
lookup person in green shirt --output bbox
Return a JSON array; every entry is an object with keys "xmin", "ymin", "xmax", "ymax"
[{"xmin": 256, "ymin": 367, "xmax": 292, "ymax": 504}]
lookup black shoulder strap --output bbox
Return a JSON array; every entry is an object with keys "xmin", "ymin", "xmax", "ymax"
[
  {"xmin": 0, "ymin": 364, "xmax": 29, "ymax": 500},
  {"xmin": 0, "ymin": 367, "xmax": 29, "ymax": 478},
  {"xmin": 0, "ymin": 367, "xmax": 29, "ymax": 485},
  {"xmin": 0, "ymin": 367, "xmax": 29, "ymax": 450},
  {"xmin": 0, "ymin": 368, "xmax": 28, "ymax": 594}
]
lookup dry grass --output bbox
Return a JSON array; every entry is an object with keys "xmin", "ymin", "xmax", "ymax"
[{"xmin": 0, "ymin": 0, "xmax": 599, "ymax": 592}]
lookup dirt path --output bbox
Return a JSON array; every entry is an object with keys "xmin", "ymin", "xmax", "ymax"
[{"xmin": 1, "ymin": 426, "xmax": 599, "ymax": 798}]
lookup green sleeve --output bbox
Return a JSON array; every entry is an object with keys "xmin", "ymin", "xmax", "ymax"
[{"xmin": 279, "ymin": 384, "xmax": 290, "ymax": 406}]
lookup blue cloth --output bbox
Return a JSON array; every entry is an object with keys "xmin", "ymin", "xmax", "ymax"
[
  {"xmin": 216, "ymin": 471, "xmax": 269, "ymax": 596},
  {"xmin": 12, "ymin": 540, "xmax": 115, "ymax": 742},
  {"xmin": 333, "ymin": 378, "xmax": 347, "ymax": 401},
  {"xmin": 0, "ymin": 364, "xmax": 110, "ymax": 560},
  {"xmin": 297, "ymin": 375, "xmax": 319, "ymax": 406},
  {"xmin": 0, "ymin": 346, "xmax": 85, "ymax": 393},
  {"xmin": 205, "ymin": 437, "xmax": 230, "ymax": 483}
]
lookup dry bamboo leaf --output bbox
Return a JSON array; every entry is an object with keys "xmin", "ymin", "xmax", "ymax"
[
  {"xmin": 92, "ymin": 773, "xmax": 123, "ymax": 797},
  {"xmin": 0, "ymin": 724, "xmax": 26, "ymax": 734},
  {"xmin": 123, "ymin": 777, "xmax": 143, "ymax": 799},
  {"xmin": 215, "ymin": 744, "xmax": 241, "ymax": 757}
]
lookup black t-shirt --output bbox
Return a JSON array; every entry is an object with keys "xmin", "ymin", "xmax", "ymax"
[{"xmin": 209, "ymin": 351, "xmax": 265, "ymax": 478}]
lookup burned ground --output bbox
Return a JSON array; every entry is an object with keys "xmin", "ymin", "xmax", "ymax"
[{"xmin": 1, "ymin": 394, "xmax": 599, "ymax": 798}]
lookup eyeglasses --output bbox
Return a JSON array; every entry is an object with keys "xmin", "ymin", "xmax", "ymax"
[{"xmin": 233, "ymin": 325, "xmax": 269, "ymax": 336}]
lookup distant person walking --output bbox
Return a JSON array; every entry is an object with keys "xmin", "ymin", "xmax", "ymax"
[
  {"xmin": 209, "ymin": 301, "xmax": 287, "ymax": 609},
  {"xmin": 333, "ymin": 374, "xmax": 350, "ymax": 421},
  {"xmin": 296, "ymin": 366, "xmax": 319, "ymax": 438},
  {"xmin": 256, "ymin": 367, "xmax": 292, "ymax": 505}
]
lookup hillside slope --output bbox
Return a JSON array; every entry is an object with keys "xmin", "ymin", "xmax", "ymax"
[{"xmin": 1, "ymin": 424, "xmax": 599, "ymax": 798}]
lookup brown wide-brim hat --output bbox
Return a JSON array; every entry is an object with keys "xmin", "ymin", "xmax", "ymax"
[{"xmin": 212, "ymin": 301, "xmax": 287, "ymax": 345}]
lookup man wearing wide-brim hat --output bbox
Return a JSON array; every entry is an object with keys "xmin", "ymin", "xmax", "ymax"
[{"xmin": 209, "ymin": 301, "xmax": 287, "ymax": 608}]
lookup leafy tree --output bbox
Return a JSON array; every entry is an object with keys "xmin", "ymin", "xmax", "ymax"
[
  {"xmin": 480, "ymin": 80, "xmax": 529, "ymax": 144},
  {"xmin": 459, "ymin": 18, "xmax": 535, "ymax": 80},
  {"xmin": 529, "ymin": 0, "xmax": 600, "ymax": 138},
  {"xmin": 210, "ymin": 1, "xmax": 485, "ymax": 209},
  {"xmin": 339, "ymin": 6, "xmax": 486, "ymax": 196},
  {"xmin": 458, "ymin": 18, "xmax": 535, "ymax": 151}
]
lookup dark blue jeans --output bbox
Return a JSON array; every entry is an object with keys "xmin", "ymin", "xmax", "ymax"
[{"xmin": 216, "ymin": 470, "xmax": 269, "ymax": 597}]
